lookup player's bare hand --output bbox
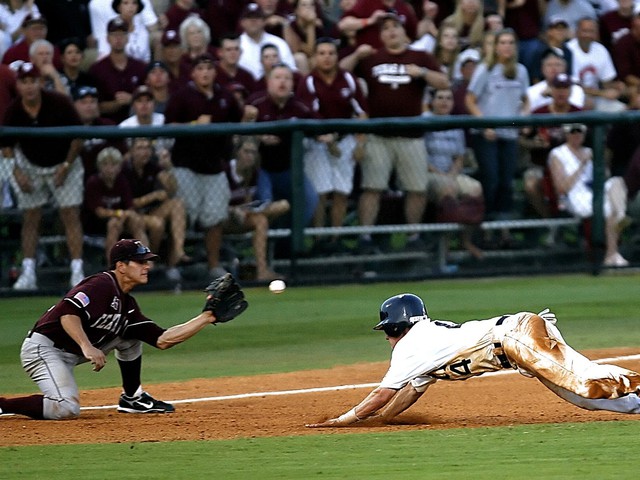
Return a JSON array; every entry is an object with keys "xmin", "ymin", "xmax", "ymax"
[
  {"xmin": 305, "ymin": 417, "xmax": 342, "ymax": 428},
  {"xmin": 82, "ymin": 346, "xmax": 106, "ymax": 372}
]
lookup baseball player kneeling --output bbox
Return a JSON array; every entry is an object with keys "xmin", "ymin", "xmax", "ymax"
[
  {"xmin": 307, "ymin": 294, "xmax": 640, "ymax": 427},
  {"xmin": 0, "ymin": 239, "xmax": 247, "ymax": 420}
]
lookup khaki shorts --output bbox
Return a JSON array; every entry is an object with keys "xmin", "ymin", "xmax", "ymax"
[
  {"xmin": 360, "ymin": 135, "xmax": 428, "ymax": 192},
  {"xmin": 10, "ymin": 149, "xmax": 84, "ymax": 210},
  {"xmin": 304, "ymin": 135, "xmax": 357, "ymax": 195},
  {"xmin": 174, "ymin": 167, "xmax": 230, "ymax": 228}
]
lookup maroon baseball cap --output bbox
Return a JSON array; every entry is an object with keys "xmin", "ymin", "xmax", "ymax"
[
  {"xmin": 161, "ymin": 29, "xmax": 180, "ymax": 46},
  {"xmin": 15, "ymin": 62, "xmax": 41, "ymax": 80},
  {"xmin": 379, "ymin": 9, "xmax": 405, "ymax": 26},
  {"xmin": 107, "ymin": 17, "xmax": 129, "ymax": 33},
  {"xmin": 110, "ymin": 239, "xmax": 159, "ymax": 267},
  {"xmin": 22, "ymin": 13, "xmax": 47, "ymax": 28},
  {"xmin": 241, "ymin": 3, "xmax": 266, "ymax": 19},
  {"xmin": 551, "ymin": 73, "xmax": 572, "ymax": 88},
  {"xmin": 191, "ymin": 53, "xmax": 215, "ymax": 69}
]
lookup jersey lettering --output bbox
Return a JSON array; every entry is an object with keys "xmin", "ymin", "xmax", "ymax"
[
  {"xmin": 433, "ymin": 320, "xmax": 461, "ymax": 329},
  {"xmin": 430, "ymin": 358, "xmax": 473, "ymax": 380},
  {"xmin": 91, "ymin": 313, "xmax": 124, "ymax": 333}
]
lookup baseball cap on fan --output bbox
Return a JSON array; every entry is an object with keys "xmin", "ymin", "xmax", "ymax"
[
  {"xmin": 22, "ymin": 13, "xmax": 47, "ymax": 28},
  {"xmin": 110, "ymin": 239, "xmax": 159, "ymax": 267},
  {"xmin": 14, "ymin": 62, "xmax": 41, "ymax": 80},
  {"xmin": 548, "ymin": 15, "xmax": 568, "ymax": 29},
  {"xmin": 551, "ymin": 73, "xmax": 572, "ymax": 88},
  {"xmin": 107, "ymin": 17, "xmax": 129, "ymax": 33},
  {"xmin": 241, "ymin": 3, "xmax": 266, "ymax": 19},
  {"xmin": 378, "ymin": 9, "xmax": 405, "ymax": 26},
  {"xmin": 161, "ymin": 29, "xmax": 180, "ymax": 46}
]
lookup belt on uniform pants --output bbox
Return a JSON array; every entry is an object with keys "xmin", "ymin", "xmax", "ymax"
[
  {"xmin": 27, "ymin": 331, "xmax": 67, "ymax": 351},
  {"xmin": 494, "ymin": 315, "xmax": 512, "ymax": 368}
]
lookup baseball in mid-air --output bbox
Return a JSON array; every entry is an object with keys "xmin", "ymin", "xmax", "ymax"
[{"xmin": 268, "ymin": 279, "xmax": 286, "ymax": 293}]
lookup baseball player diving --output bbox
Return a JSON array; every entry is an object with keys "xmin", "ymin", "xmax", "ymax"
[
  {"xmin": 0, "ymin": 239, "xmax": 247, "ymax": 420},
  {"xmin": 307, "ymin": 293, "xmax": 640, "ymax": 427}
]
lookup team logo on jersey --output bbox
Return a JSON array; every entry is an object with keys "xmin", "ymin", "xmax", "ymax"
[
  {"xmin": 372, "ymin": 63, "xmax": 411, "ymax": 90},
  {"xmin": 73, "ymin": 292, "xmax": 90, "ymax": 307},
  {"xmin": 111, "ymin": 296, "xmax": 120, "ymax": 311},
  {"xmin": 340, "ymin": 88, "xmax": 351, "ymax": 98}
]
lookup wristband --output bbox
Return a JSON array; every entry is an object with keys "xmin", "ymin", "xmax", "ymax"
[{"xmin": 337, "ymin": 407, "xmax": 361, "ymax": 424}]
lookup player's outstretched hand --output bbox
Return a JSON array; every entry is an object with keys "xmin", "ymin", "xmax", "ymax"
[{"xmin": 305, "ymin": 417, "xmax": 341, "ymax": 428}]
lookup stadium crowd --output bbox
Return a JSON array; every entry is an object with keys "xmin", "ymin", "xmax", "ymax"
[{"xmin": 1, "ymin": 0, "xmax": 639, "ymax": 290}]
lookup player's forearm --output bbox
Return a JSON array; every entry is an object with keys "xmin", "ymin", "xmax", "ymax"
[
  {"xmin": 378, "ymin": 384, "xmax": 425, "ymax": 421},
  {"xmin": 60, "ymin": 314, "xmax": 94, "ymax": 351},
  {"xmin": 156, "ymin": 312, "xmax": 215, "ymax": 349},
  {"xmin": 335, "ymin": 387, "xmax": 397, "ymax": 425}
]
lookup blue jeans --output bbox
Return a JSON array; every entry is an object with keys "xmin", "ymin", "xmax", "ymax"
[
  {"xmin": 471, "ymin": 134, "xmax": 518, "ymax": 219},
  {"xmin": 256, "ymin": 168, "xmax": 318, "ymax": 226}
]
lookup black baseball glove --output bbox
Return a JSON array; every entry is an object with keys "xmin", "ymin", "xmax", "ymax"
[{"xmin": 203, "ymin": 273, "xmax": 248, "ymax": 322}]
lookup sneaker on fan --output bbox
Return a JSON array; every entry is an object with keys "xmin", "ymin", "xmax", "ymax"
[
  {"xmin": 70, "ymin": 269, "xmax": 85, "ymax": 288},
  {"xmin": 117, "ymin": 391, "xmax": 175, "ymax": 414},
  {"xmin": 13, "ymin": 270, "xmax": 37, "ymax": 291}
]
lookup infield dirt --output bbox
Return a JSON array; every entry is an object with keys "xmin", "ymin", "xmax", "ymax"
[{"xmin": 2, "ymin": 347, "xmax": 640, "ymax": 446}]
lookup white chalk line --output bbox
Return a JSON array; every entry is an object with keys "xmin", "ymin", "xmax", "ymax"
[{"xmin": 80, "ymin": 353, "xmax": 640, "ymax": 412}]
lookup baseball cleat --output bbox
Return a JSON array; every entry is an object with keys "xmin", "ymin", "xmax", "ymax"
[{"xmin": 117, "ymin": 391, "xmax": 175, "ymax": 414}]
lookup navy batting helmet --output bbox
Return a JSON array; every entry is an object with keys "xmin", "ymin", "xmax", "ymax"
[{"xmin": 374, "ymin": 293, "xmax": 430, "ymax": 337}]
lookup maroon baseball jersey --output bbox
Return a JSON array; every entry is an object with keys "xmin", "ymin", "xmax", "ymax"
[
  {"xmin": 612, "ymin": 32, "xmax": 640, "ymax": 84},
  {"xmin": 356, "ymin": 47, "xmax": 439, "ymax": 120},
  {"xmin": 250, "ymin": 93, "xmax": 316, "ymax": 172},
  {"xmin": 296, "ymin": 68, "xmax": 368, "ymax": 119},
  {"xmin": 83, "ymin": 172, "xmax": 134, "ymax": 234},
  {"xmin": 88, "ymin": 55, "xmax": 148, "ymax": 123},
  {"xmin": 164, "ymin": 82, "xmax": 242, "ymax": 174},
  {"xmin": 215, "ymin": 63, "xmax": 256, "ymax": 93},
  {"xmin": 2, "ymin": 90, "xmax": 82, "ymax": 167},
  {"xmin": 32, "ymin": 271, "xmax": 166, "ymax": 354},
  {"xmin": 343, "ymin": 0, "xmax": 418, "ymax": 48}
]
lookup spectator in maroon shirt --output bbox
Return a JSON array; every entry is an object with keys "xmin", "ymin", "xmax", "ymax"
[
  {"xmin": 256, "ymin": 0, "xmax": 289, "ymax": 38},
  {"xmin": 164, "ymin": 53, "xmax": 251, "ymax": 278},
  {"xmin": 2, "ymin": 62, "xmax": 85, "ymax": 291},
  {"xmin": 342, "ymin": 12, "xmax": 449, "ymax": 252},
  {"xmin": 503, "ymin": 0, "xmax": 544, "ymax": 77},
  {"xmin": 72, "ymin": 85, "xmax": 123, "ymax": 183},
  {"xmin": 89, "ymin": 17, "xmax": 148, "ymax": 124},
  {"xmin": 296, "ymin": 37, "xmax": 368, "ymax": 250},
  {"xmin": 161, "ymin": 0, "xmax": 203, "ymax": 33},
  {"xmin": 249, "ymin": 43, "xmax": 303, "ymax": 100},
  {"xmin": 338, "ymin": 0, "xmax": 419, "ymax": 49},
  {"xmin": 284, "ymin": 0, "xmax": 327, "ymax": 74},
  {"xmin": 612, "ymin": 6, "xmax": 640, "ymax": 98},
  {"xmin": 250, "ymin": 63, "xmax": 319, "ymax": 227},
  {"xmin": 83, "ymin": 146, "xmax": 148, "ymax": 260},
  {"xmin": 599, "ymin": 0, "xmax": 634, "ymax": 52},
  {"xmin": 0, "ymin": 63, "xmax": 16, "ymax": 119},
  {"xmin": 201, "ymin": 0, "xmax": 246, "ymax": 47},
  {"xmin": 2, "ymin": 13, "xmax": 62, "ymax": 69},
  {"xmin": 157, "ymin": 29, "xmax": 188, "ymax": 89},
  {"xmin": 215, "ymin": 34, "xmax": 256, "ymax": 95},
  {"xmin": 123, "ymin": 137, "xmax": 191, "ymax": 282}
]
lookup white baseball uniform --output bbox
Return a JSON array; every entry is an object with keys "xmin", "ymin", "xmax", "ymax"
[{"xmin": 380, "ymin": 312, "xmax": 640, "ymax": 414}]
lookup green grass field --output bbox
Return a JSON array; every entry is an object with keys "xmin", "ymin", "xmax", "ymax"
[{"xmin": 1, "ymin": 274, "xmax": 639, "ymax": 478}]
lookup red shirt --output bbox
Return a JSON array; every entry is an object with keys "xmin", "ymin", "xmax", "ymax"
[
  {"xmin": 504, "ymin": 0, "xmax": 542, "ymax": 41},
  {"xmin": 0, "ymin": 64, "xmax": 16, "ymax": 121},
  {"xmin": 2, "ymin": 90, "xmax": 82, "ymax": 167},
  {"xmin": 164, "ymin": 82, "xmax": 242, "ymax": 174},
  {"xmin": 343, "ymin": 0, "xmax": 418, "ymax": 48},
  {"xmin": 250, "ymin": 93, "xmax": 316, "ymax": 172},
  {"xmin": 33, "ymin": 271, "xmax": 165, "ymax": 354},
  {"xmin": 296, "ymin": 68, "xmax": 368, "ymax": 119},
  {"xmin": 89, "ymin": 55, "xmax": 148, "ymax": 123},
  {"xmin": 356, "ymin": 47, "xmax": 439, "ymax": 120}
]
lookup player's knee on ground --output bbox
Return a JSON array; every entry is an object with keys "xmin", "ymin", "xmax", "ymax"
[{"xmin": 44, "ymin": 397, "xmax": 81, "ymax": 420}]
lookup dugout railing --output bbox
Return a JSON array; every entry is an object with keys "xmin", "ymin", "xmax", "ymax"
[{"xmin": 0, "ymin": 111, "xmax": 638, "ymax": 293}]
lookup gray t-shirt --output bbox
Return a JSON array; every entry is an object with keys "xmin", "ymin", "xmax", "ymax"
[{"xmin": 467, "ymin": 62, "xmax": 530, "ymax": 140}]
